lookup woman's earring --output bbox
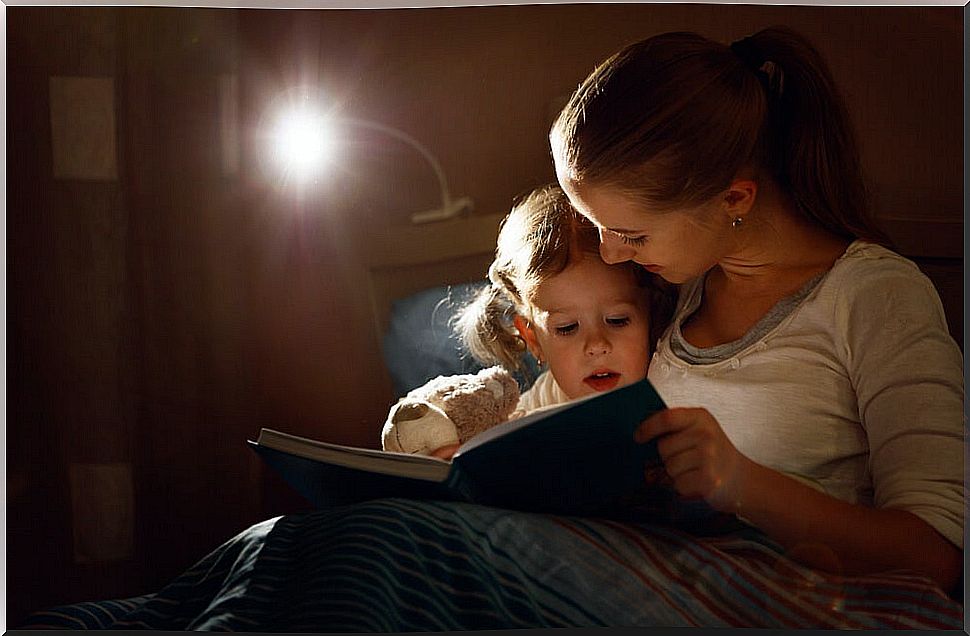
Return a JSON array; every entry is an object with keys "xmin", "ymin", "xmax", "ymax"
[
  {"xmin": 731, "ymin": 216, "xmax": 744, "ymax": 229},
  {"xmin": 513, "ymin": 335, "xmax": 527, "ymax": 352}
]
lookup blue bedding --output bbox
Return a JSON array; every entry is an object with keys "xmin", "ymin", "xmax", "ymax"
[{"xmin": 22, "ymin": 498, "xmax": 963, "ymax": 630}]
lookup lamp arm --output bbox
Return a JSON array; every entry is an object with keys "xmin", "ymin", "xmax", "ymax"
[{"xmin": 336, "ymin": 117, "xmax": 454, "ymax": 207}]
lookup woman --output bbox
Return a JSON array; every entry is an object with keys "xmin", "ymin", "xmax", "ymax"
[{"xmin": 550, "ymin": 26, "xmax": 963, "ymax": 591}]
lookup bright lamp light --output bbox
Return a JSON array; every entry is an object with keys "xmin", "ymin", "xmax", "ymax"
[
  {"xmin": 271, "ymin": 107, "xmax": 334, "ymax": 180},
  {"xmin": 264, "ymin": 88, "xmax": 473, "ymax": 223}
]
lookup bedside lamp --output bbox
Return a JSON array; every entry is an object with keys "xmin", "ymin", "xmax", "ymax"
[{"xmin": 269, "ymin": 104, "xmax": 474, "ymax": 224}]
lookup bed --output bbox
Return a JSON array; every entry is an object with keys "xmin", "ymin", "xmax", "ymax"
[
  {"xmin": 19, "ymin": 498, "xmax": 964, "ymax": 630},
  {"xmin": 18, "ymin": 213, "xmax": 965, "ymax": 630}
]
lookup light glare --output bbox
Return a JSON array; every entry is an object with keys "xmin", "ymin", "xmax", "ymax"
[{"xmin": 272, "ymin": 108, "xmax": 333, "ymax": 180}]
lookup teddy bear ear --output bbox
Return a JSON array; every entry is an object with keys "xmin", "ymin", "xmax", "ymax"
[{"xmin": 390, "ymin": 402, "xmax": 430, "ymax": 423}]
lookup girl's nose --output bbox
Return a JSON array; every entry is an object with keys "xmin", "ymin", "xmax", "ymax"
[
  {"xmin": 598, "ymin": 231, "xmax": 636, "ymax": 264},
  {"xmin": 586, "ymin": 329, "xmax": 612, "ymax": 357}
]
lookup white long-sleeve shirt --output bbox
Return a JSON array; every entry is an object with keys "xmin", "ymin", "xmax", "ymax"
[
  {"xmin": 649, "ymin": 240, "xmax": 964, "ymax": 547},
  {"xmin": 516, "ymin": 370, "xmax": 570, "ymax": 414}
]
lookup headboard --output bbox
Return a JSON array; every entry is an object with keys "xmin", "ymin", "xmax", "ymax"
[
  {"xmin": 353, "ymin": 212, "xmax": 505, "ymax": 347},
  {"xmin": 346, "ymin": 212, "xmax": 506, "ymax": 396}
]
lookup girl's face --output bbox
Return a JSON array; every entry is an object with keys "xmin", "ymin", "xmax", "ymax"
[
  {"xmin": 515, "ymin": 254, "xmax": 651, "ymax": 400},
  {"xmin": 560, "ymin": 181, "xmax": 733, "ymax": 284}
]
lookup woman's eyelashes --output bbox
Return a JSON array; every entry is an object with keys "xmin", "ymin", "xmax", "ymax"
[{"xmin": 620, "ymin": 234, "xmax": 648, "ymax": 247}]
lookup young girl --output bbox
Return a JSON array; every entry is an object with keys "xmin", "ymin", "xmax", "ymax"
[
  {"xmin": 401, "ymin": 185, "xmax": 674, "ymax": 460},
  {"xmin": 455, "ymin": 184, "xmax": 674, "ymax": 416},
  {"xmin": 550, "ymin": 27, "xmax": 963, "ymax": 591}
]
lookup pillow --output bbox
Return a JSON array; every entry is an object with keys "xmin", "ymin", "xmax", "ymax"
[{"xmin": 382, "ymin": 282, "xmax": 539, "ymax": 398}]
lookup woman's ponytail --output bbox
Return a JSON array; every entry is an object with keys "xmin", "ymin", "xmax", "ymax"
[{"xmin": 738, "ymin": 27, "xmax": 887, "ymax": 243}]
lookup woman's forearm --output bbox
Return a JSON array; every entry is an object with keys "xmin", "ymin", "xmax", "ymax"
[{"xmin": 733, "ymin": 458, "xmax": 962, "ymax": 592}]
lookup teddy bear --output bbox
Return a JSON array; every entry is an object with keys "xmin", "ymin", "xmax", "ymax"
[{"xmin": 381, "ymin": 366, "xmax": 521, "ymax": 457}]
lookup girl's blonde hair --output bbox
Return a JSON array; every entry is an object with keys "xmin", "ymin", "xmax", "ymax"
[
  {"xmin": 455, "ymin": 185, "xmax": 674, "ymax": 377},
  {"xmin": 550, "ymin": 27, "xmax": 887, "ymax": 243}
]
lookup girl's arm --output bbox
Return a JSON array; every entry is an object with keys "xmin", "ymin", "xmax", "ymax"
[{"xmin": 638, "ymin": 407, "xmax": 962, "ymax": 592}]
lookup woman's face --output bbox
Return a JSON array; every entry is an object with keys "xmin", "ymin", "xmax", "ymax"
[{"xmin": 560, "ymin": 181, "xmax": 732, "ymax": 284}]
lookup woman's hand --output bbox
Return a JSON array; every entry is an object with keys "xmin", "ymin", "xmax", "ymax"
[
  {"xmin": 636, "ymin": 407, "xmax": 751, "ymax": 513},
  {"xmin": 637, "ymin": 408, "xmax": 961, "ymax": 591}
]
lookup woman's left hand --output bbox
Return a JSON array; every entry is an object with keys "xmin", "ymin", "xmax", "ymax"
[{"xmin": 635, "ymin": 407, "xmax": 750, "ymax": 513}]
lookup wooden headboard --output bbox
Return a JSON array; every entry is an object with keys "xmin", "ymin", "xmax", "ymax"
[{"xmin": 351, "ymin": 212, "xmax": 506, "ymax": 353}]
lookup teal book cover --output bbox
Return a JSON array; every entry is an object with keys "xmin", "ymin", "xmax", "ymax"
[{"xmin": 250, "ymin": 378, "xmax": 667, "ymax": 517}]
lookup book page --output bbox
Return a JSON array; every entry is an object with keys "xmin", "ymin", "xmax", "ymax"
[{"xmin": 256, "ymin": 428, "xmax": 451, "ymax": 482}]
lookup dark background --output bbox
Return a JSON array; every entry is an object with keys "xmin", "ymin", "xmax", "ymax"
[{"xmin": 6, "ymin": 4, "xmax": 963, "ymax": 626}]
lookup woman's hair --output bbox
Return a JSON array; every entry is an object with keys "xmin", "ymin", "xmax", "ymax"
[
  {"xmin": 455, "ymin": 184, "xmax": 675, "ymax": 376},
  {"xmin": 550, "ymin": 26, "xmax": 887, "ymax": 243}
]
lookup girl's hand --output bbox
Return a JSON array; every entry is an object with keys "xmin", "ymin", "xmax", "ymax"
[
  {"xmin": 635, "ymin": 407, "xmax": 749, "ymax": 513},
  {"xmin": 429, "ymin": 443, "xmax": 460, "ymax": 460}
]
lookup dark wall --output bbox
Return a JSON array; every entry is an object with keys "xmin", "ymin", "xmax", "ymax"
[{"xmin": 6, "ymin": 5, "xmax": 963, "ymax": 626}]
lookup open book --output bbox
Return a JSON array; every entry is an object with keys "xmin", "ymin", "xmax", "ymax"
[{"xmin": 250, "ymin": 378, "xmax": 668, "ymax": 517}]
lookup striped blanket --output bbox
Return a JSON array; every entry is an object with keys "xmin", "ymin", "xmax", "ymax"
[{"xmin": 22, "ymin": 498, "xmax": 963, "ymax": 630}]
